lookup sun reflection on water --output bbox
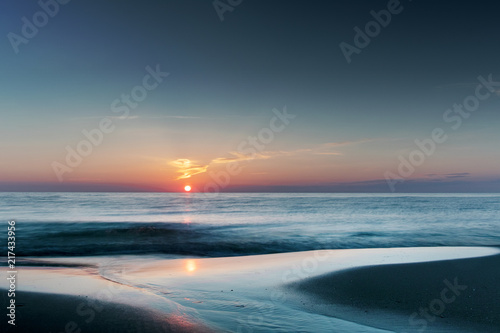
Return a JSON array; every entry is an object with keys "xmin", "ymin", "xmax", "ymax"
[{"xmin": 185, "ymin": 259, "xmax": 197, "ymax": 273}]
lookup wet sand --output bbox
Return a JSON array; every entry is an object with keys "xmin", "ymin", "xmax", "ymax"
[
  {"xmin": 1, "ymin": 247, "xmax": 499, "ymax": 332},
  {"xmin": 1, "ymin": 290, "xmax": 211, "ymax": 333}
]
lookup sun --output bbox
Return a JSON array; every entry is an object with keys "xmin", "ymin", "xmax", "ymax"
[{"xmin": 184, "ymin": 185, "xmax": 192, "ymax": 192}]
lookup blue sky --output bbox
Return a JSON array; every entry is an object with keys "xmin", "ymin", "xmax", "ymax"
[{"xmin": 1, "ymin": 0, "xmax": 499, "ymax": 192}]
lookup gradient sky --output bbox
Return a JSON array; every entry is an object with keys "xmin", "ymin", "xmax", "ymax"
[{"xmin": 1, "ymin": 0, "xmax": 499, "ymax": 192}]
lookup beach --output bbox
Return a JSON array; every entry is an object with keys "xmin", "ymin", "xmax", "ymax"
[
  {"xmin": 2, "ymin": 246, "xmax": 499, "ymax": 332},
  {"xmin": 2, "ymin": 193, "xmax": 500, "ymax": 332}
]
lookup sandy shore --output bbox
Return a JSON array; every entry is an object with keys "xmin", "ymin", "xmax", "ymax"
[
  {"xmin": 0, "ymin": 264, "xmax": 217, "ymax": 333},
  {"xmin": 1, "ymin": 247, "xmax": 499, "ymax": 332},
  {"xmin": 288, "ymin": 251, "xmax": 500, "ymax": 332},
  {"xmin": 0, "ymin": 290, "xmax": 212, "ymax": 333}
]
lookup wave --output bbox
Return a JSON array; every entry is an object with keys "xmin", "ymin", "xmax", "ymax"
[
  {"xmin": 9, "ymin": 220, "xmax": 500, "ymax": 258},
  {"xmin": 12, "ymin": 222, "xmax": 319, "ymax": 257}
]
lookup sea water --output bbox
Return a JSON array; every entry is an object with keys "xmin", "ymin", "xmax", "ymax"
[{"xmin": 2, "ymin": 192, "xmax": 499, "ymax": 257}]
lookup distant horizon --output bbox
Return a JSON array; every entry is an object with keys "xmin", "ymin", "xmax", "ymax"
[{"xmin": 2, "ymin": 180, "xmax": 499, "ymax": 193}]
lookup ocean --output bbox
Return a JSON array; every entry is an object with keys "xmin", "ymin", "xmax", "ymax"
[{"xmin": 3, "ymin": 192, "xmax": 500, "ymax": 258}]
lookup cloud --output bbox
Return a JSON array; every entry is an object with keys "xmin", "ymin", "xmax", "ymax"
[
  {"xmin": 312, "ymin": 152, "xmax": 342, "ymax": 156},
  {"xmin": 169, "ymin": 159, "xmax": 208, "ymax": 180},
  {"xmin": 74, "ymin": 114, "xmax": 203, "ymax": 121},
  {"xmin": 445, "ymin": 172, "xmax": 471, "ymax": 179},
  {"xmin": 210, "ymin": 148, "xmax": 319, "ymax": 166},
  {"xmin": 169, "ymin": 139, "xmax": 372, "ymax": 180},
  {"xmin": 425, "ymin": 172, "xmax": 471, "ymax": 179},
  {"xmin": 74, "ymin": 115, "xmax": 140, "ymax": 120},
  {"xmin": 211, "ymin": 152, "xmax": 270, "ymax": 164},
  {"xmin": 140, "ymin": 115, "xmax": 204, "ymax": 119},
  {"xmin": 321, "ymin": 139, "xmax": 373, "ymax": 147},
  {"xmin": 310, "ymin": 139, "xmax": 373, "ymax": 155}
]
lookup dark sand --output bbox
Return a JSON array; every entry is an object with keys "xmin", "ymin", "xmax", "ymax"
[
  {"xmin": 289, "ymin": 252, "xmax": 500, "ymax": 332},
  {"xmin": 0, "ymin": 290, "xmax": 213, "ymax": 333}
]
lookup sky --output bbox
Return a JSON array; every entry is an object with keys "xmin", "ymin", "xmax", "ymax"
[{"xmin": 1, "ymin": 0, "xmax": 499, "ymax": 192}]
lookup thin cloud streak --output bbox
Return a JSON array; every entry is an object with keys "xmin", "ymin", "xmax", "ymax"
[
  {"xmin": 169, "ymin": 159, "xmax": 208, "ymax": 180},
  {"xmin": 73, "ymin": 115, "xmax": 204, "ymax": 121},
  {"xmin": 170, "ymin": 139, "xmax": 373, "ymax": 180}
]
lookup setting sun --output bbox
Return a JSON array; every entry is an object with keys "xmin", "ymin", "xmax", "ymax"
[{"xmin": 184, "ymin": 185, "xmax": 192, "ymax": 192}]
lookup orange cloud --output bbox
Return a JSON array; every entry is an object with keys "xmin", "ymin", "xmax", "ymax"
[
  {"xmin": 170, "ymin": 159, "xmax": 208, "ymax": 180},
  {"xmin": 169, "ymin": 139, "xmax": 373, "ymax": 180}
]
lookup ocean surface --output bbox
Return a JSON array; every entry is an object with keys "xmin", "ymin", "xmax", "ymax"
[{"xmin": 2, "ymin": 192, "xmax": 500, "ymax": 258}]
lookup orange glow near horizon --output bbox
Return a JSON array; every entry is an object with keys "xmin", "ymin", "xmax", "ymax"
[{"xmin": 184, "ymin": 185, "xmax": 192, "ymax": 192}]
